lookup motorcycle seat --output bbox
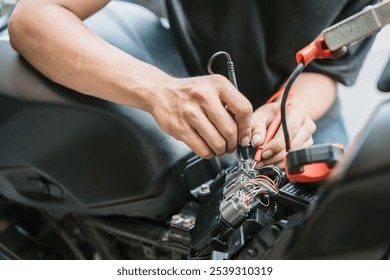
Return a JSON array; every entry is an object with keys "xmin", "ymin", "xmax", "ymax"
[{"xmin": 0, "ymin": 1, "xmax": 196, "ymax": 219}]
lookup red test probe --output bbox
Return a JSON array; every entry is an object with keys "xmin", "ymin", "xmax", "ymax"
[{"xmin": 252, "ymin": 87, "xmax": 293, "ymax": 168}]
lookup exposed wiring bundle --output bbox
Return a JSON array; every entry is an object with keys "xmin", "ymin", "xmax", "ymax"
[{"xmin": 219, "ymin": 163, "xmax": 283, "ymax": 226}]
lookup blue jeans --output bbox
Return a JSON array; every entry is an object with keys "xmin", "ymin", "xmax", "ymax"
[{"xmin": 312, "ymin": 97, "xmax": 349, "ymax": 148}]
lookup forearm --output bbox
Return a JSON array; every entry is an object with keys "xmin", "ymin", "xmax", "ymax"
[
  {"xmin": 288, "ymin": 72, "xmax": 337, "ymax": 121},
  {"xmin": 8, "ymin": 1, "xmax": 171, "ymax": 112}
]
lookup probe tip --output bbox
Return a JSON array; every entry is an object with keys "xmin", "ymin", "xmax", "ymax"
[{"xmin": 251, "ymin": 160, "xmax": 257, "ymax": 169}]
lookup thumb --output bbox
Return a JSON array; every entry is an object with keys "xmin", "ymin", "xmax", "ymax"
[
  {"xmin": 251, "ymin": 120, "xmax": 266, "ymax": 147},
  {"xmin": 251, "ymin": 103, "xmax": 279, "ymax": 148}
]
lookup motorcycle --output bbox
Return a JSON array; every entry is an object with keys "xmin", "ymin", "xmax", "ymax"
[{"xmin": 0, "ymin": 1, "xmax": 390, "ymax": 260}]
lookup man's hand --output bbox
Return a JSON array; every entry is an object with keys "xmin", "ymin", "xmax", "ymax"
[
  {"xmin": 250, "ymin": 72, "xmax": 337, "ymax": 169},
  {"xmin": 151, "ymin": 74, "xmax": 253, "ymax": 159},
  {"xmin": 251, "ymin": 101, "xmax": 316, "ymax": 168}
]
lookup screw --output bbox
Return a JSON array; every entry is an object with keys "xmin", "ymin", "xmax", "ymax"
[
  {"xmin": 172, "ymin": 214, "xmax": 180, "ymax": 220},
  {"xmin": 183, "ymin": 218, "xmax": 194, "ymax": 229},
  {"xmin": 170, "ymin": 214, "xmax": 182, "ymax": 225},
  {"xmin": 247, "ymin": 247, "xmax": 258, "ymax": 258},
  {"xmin": 199, "ymin": 184, "xmax": 210, "ymax": 195}
]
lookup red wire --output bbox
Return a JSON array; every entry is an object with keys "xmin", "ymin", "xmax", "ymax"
[
  {"xmin": 265, "ymin": 87, "xmax": 285, "ymax": 104},
  {"xmin": 253, "ymin": 87, "xmax": 292, "ymax": 163}
]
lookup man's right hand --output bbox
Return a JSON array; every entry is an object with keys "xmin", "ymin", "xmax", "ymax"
[{"xmin": 150, "ymin": 74, "xmax": 253, "ymax": 159}]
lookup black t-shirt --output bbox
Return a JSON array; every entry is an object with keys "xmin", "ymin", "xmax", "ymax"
[{"xmin": 167, "ymin": 0, "xmax": 379, "ymax": 108}]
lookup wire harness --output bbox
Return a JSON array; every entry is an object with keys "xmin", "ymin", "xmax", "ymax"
[{"xmin": 219, "ymin": 163, "xmax": 283, "ymax": 226}]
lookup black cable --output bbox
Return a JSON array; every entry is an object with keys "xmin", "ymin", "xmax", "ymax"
[
  {"xmin": 207, "ymin": 51, "xmax": 238, "ymax": 88},
  {"xmin": 208, "ymin": 51, "xmax": 249, "ymax": 160},
  {"xmin": 281, "ymin": 63, "xmax": 305, "ymax": 152}
]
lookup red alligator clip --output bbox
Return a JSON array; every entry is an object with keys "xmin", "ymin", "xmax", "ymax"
[{"xmin": 296, "ymin": 34, "xmax": 347, "ymax": 66}]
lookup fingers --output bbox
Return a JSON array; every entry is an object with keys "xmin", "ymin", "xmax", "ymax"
[
  {"xmin": 204, "ymin": 102, "xmax": 239, "ymax": 153},
  {"xmin": 251, "ymin": 103, "xmax": 278, "ymax": 147},
  {"xmin": 156, "ymin": 75, "xmax": 254, "ymax": 159},
  {"xmin": 290, "ymin": 118, "xmax": 316, "ymax": 148},
  {"xmin": 193, "ymin": 110, "xmax": 237, "ymax": 155},
  {"xmin": 181, "ymin": 127, "xmax": 215, "ymax": 159},
  {"xmin": 213, "ymin": 75, "xmax": 253, "ymax": 147},
  {"xmin": 256, "ymin": 103, "xmax": 316, "ymax": 168},
  {"xmin": 259, "ymin": 137, "xmax": 314, "ymax": 169},
  {"xmin": 175, "ymin": 103, "xmax": 235, "ymax": 157},
  {"xmin": 263, "ymin": 103, "xmax": 314, "ymax": 152},
  {"xmin": 234, "ymin": 106, "xmax": 253, "ymax": 147}
]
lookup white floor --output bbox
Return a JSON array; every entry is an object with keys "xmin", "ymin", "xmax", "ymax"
[{"xmin": 338, "ymin": 25, "xmax": 390, "ymax": 141}]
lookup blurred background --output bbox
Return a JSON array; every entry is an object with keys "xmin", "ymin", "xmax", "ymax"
[
  {"xmin": 338, "ymin": 24, "xmax": 390, "ymax": 141},
  {"xmin": 1, "ymin": 0, "xmax": 389, "ymax": 142},
  {"xmin": 0, "ymin": 0, "xmax": 17, "ymax": 31}
]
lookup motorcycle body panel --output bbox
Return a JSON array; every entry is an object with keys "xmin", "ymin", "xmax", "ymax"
[{"xmin": 285, "ymin": 99, "xmax": 390, "ymax": 259}]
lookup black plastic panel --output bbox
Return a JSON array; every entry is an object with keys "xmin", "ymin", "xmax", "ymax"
[
  {"xmin": 378, "ymin": 58, "xmax": 390, "ymax": 92},
  {"xmin": 285, "ymin": 100, "xmax": 390, "ymax": 259}
]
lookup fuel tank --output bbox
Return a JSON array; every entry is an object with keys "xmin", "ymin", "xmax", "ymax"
[{"xmin": 0, "ymin": 2, "xmax": 219, "ymax": 219}]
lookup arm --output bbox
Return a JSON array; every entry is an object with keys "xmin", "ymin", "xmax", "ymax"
[
  {"xmin": 288, "ymin": 72, "xmax": 336, "ymax": 121},
  {"xmin": 8, "ymin": 0, "xmax": 253, "ymax": 159},
  {"xmin": 251, "ymin": 72, "xmax": 336, "ymax": 168}
]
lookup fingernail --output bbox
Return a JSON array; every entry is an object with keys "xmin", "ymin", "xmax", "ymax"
[
  {"xmin": 241, "ymin": 136, "xmax": 250, "ymax": 147},
  {"xmin": 251, "ymin": 133, "xmax": 262, "ymax": 147},
  {"xmin": 262, "ymin": 149, "xmax": 273, "ymax": 159}
]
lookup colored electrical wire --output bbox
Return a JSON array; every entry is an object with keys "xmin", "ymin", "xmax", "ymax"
[
  {"xmin": 265, "ymin": 87, "xmax": 284, "ymax": 104},
  {"xmin": 241, "ymin": 174, "xmax": 279, "ymax": 208}
]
